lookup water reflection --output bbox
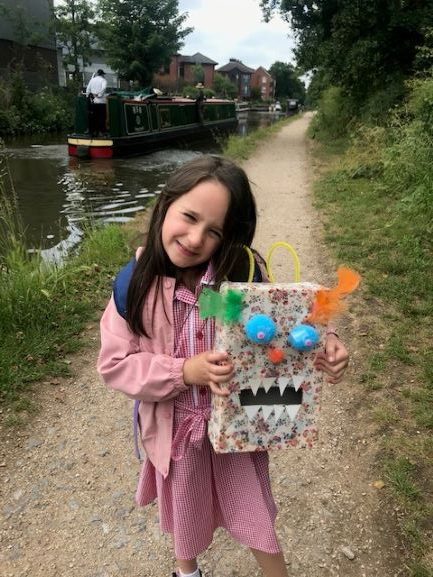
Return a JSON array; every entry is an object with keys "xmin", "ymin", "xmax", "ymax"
[
  {"xmin": 237, "ymin": 111, "xmax": 283, "ymax": 137},
  {"xmin": 3, "ymin": 112, "xmax": 283, "ymax": 261},
  {"xmin": 5, "ymin": 146, "xmax": 203, "ymax": 260}
]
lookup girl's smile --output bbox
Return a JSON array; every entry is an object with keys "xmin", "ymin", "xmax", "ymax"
[{"xmin": 161, "ymin": 179, "xmax": 229, "ymax": 270}]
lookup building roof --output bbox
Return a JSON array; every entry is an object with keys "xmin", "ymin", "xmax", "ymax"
[
  {"xmin": 254, "ymin": 66, "xmax": 272, "ymax": 77},
  {"xmin": 178, "ymin": 52, "xmax": 218, "ymax": 65},
  {"xmin": 217, "ymin": 59, "xmax": 255, "ymax": 74}
]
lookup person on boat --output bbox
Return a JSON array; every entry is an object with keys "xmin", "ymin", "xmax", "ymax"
[
  {"xmin": 86, "ymin": 69, "xmax": 108, "ymax": 136},
  {"xmin": 195, "ymin": 82, "xmax": 205, "ymax": 123}
]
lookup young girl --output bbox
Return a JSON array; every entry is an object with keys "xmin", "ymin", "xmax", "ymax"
[{"xmin": 97, "ymin": 155, "xmax": 349, "ymax": 577}]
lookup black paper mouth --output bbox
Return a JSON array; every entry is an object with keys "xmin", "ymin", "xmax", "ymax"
[
  {"xmin": 240, "ymin": 386, "xmax": 303, "ymax": 406},
  {"xmin": 239, "ymin": 385, "xmax": 303, "ymax": 422}
]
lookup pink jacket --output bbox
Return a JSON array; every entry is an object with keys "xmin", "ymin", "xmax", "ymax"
[{"xmin": 97, "ymin": 276, "xmax": 188, "ymax": 478}]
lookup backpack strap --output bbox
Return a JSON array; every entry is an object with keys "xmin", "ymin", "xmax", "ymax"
[
  {"xmin": 113, "ymin": 257, "xmax": 136, "ymax": 319},
  {"xmin": 133, "ymin": 399, "xmax": 142, "ymax": 460},
  {"xmin": 112, "ymin": 257, "xmax": 143, "ymax": 460}
]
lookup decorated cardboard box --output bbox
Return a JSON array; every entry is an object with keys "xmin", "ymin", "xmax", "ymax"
[{"xmin": 208, "ymin": 281, "xmax": 325, "ymax": 453}]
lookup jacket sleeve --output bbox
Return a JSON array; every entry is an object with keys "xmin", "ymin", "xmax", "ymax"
[{"xmin": 97, "ymin": 296, "xmax": 188, "ymax": 402}]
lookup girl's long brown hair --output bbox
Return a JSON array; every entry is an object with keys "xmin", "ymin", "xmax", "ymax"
[{"xmin": 126, "ymin": 155, "xmax": 257, "ymax": 336}]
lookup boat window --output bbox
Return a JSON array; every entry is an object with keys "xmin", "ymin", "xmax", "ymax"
[{"xmin": 159, "ymin": 108, "xmax": 171, "ymax": 128}]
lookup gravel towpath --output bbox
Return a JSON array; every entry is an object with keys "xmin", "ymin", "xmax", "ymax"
[{"xmin": 0, "ymin": 114, "xmax": 404, "ymax": 577}]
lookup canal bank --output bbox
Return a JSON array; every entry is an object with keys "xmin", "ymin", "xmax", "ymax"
[
  {"xmin": 0, "ymin": 115, "xmax": 402, "ymax": 577},
  {"xmin": 2, "ymin": 111, "xmax": 281, "ymax": 257}
]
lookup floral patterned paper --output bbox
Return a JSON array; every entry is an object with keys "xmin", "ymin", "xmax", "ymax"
[{"xmin": 208, "ymin": 282, "xmax": 324, "ymax": 453}]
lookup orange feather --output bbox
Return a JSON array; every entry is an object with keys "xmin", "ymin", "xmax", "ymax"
[{"xmin": 307, "ymin": 267, "xmax": 361, "ymax": 325}]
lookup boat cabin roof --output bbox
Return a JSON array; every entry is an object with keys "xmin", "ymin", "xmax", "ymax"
[{"xmin": 107, "ymin": 90, "xmax": 231, "ymax": 105}]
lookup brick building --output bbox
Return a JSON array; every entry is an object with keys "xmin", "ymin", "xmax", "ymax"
[
  {"xmin": 251, "ymin": 66, "xmax": 275, "ymax": 101},
  {"xmin": 216, "ymin": 59, "xmax": 255, "ymax": 99},
  {"xmin": 154, "ymin": 52, "xmax": 218, "ymax": 93}
]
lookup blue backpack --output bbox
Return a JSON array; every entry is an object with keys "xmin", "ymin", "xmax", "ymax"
[{"xmin": 112, "ymin": 254, "xmax": 264, "ymax": 459}]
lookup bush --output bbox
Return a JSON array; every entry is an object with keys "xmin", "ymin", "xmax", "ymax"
[
  {"xmin": 309, "ymin": 86, "xmax": 354, "ymax": 139},
  {"xmin": 23, "ymin": 88, "xmax": 73, "ymax": 132},
  {"xmin": 407, "ymin": 76, "xmax": 433, "ymax": 135},
  {"xmin": 380, "ymin": 78, "xmax": 433, "ymax": 227},
  {"xmin": 360, "ymin": 78, "xmax": 406, "ymax": 124},
  {"xmin": 181, "ymin": 84, "xmax": 215, "ymax": 100},
  {"xmin": 0, "ymin": 71, "xmax": 75, "ymax": 136},
  {"xmin": 0, "ymin": 106, "xmax": 20, "ymax": 135}
]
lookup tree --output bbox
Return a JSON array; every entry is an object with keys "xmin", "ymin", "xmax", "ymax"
[
  {"xmin": 212, "ymin": 73, "xmax": 238, "ymax": 99},
  {"xmin": 250, "ymin": 86, "xmax": 262, "ymax": 101},
  {"xmin": 0, "ymin": 2, "xmax": 50, "ymax": 63},
  {"xmin": 261, "ymin": 0, "xmax": 433, "ymax": 107},
  {"xmin": 304, "ymin": 68, "xmax": 330, "ymax": 107},
  {"xmin": 192, "ymin": 64, "xmax": 205, "ymax": 85},
  {"xmin": 269, "ymin": 61, "xmax": 305, "ymax": 102},
  {"xmin": 55, "ymin": 0, "xmax": 95, "ymax": 82},
  {"xmin": 96, "ymin": 0, "xmax": 192, "ymax": 87},
  {"xmin": 0, "ymin": 1, "xmax": 58, "ymax": 90}
]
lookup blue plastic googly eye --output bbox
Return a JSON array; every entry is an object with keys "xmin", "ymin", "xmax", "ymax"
[
  {"xmin": 288, "ymin": 324, "xmax": 320, "ymax": 351},
  {"xmin": 245, "ymin": 314, "xmax": 276, "ymax": 344}
]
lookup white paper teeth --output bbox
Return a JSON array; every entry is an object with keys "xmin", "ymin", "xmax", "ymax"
[
  {"xmin": 250, "ymin": 383, "xmax": 260, "ymax": 396},
  {"xmin": 286, "ymin": 405, "xmax": 301, "ymax": 421},
  {"xmin": 277, "ymin": 377, "xmax": 290, "ymax": 396},
  {"xmin": 273, "ymin": 405, "xmax": 285, "ymax": 422},
  {"xmin": 246, "ymin": 377, "xmax": 299, "ymax": 396},
  {"xmin": 262, "ymin": 379, "xmax": 274, "ymax": 393},
  {"xmin": 244, "ymin": 405, "xmax": 258, "ymax": 421},
  {"xmin": 261, "ymin": 405, "xmax": 274, "ymax": 420},
  {"xmin": 243, "ymin": 404, "xmax": 301, "ymax": 423},
  {"xmin": 292, "ymin": 374, "xmax": 304, "ymax": 392}
]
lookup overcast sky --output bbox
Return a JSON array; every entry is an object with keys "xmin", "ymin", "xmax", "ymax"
[
  {"xmin": 54, "ymin": 0, "xmax": 296, "ymax": 70},
  {"xmin": 178, "ymin": 0, "xmax": 296, "ymax": 70}
]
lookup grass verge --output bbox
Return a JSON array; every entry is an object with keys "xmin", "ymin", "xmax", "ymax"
[
  {"xmin": 223, "ymin": 114, "xmax": 296, "ymax": 161},
  {"xmin": 311, "ymin": 129, "xmax": 433, "ymax": 576},
  {"xmin": 0, "ymin": 224, "xmax": 132, "ymax": 415}
]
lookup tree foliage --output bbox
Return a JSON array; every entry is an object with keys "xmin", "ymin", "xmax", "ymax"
[
  {"xmin": 269, "ymin": 61, "xmax": 306, "ymax": 101},
  {"xmin": 55, "ymin": 0, "xmax": 95, "ymax": 80},
  {"xmin": 261, "ymin": 0, "xmax": 433, "ymax": 107},
  {"xmin": 212, "ymin": 73, "xmax": 238, "ymax": 99},
  {"xmin": 192, "ymin": 64, "xmax": 205, "ymax": 84},
  {"xmin": 96, "ymin": 0, "xmax": 192, "ymax": 87},
  {"xmin": 0, "ymin": 1, "xmax": 51, "ymax": 61}
]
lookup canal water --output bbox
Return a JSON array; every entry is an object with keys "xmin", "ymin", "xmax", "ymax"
[{"xmin": 2, "ymin": 112, "xmax": 281, "ymax": 261}]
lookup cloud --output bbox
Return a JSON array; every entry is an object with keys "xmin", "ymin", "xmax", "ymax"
[{"xmin": 178, "ymin": 0, "xmax": 295, "ymax": 69}]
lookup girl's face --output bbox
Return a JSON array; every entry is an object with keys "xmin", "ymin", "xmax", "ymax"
[{"xmin": 161, "ymin": 179, "xmax": 229, "ymax": 270}]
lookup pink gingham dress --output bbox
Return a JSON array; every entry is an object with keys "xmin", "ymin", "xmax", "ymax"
[{"xmin": 135, "ymin": 266, "xmax": 281, "ymax": 559}]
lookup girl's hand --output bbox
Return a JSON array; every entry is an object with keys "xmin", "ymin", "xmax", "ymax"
[
  {"xmin": 314, "ymin": 334, "xmax": 349, "ymax": 384},
  {"xmin": 183, "ymin": 351, "xmax": 233, "ymax": 396}
]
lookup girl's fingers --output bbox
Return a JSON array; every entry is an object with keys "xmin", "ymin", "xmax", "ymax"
[
  {"xmin": 208, "ymin": 381, "xmax": 230, "ymax": 396},
  {"xmin": 209, "ymin": 362, "xmax": 233, "ymax": 376},
  {"xmin": 315, "ymin": 359, "xmax": 348, "ymax": 373},
  {"xmin": 210, "ymin": 370, "xmax": 234, "ymax": 385},
  {"xmin": 208, "ymin": 351, "xmax": 230, "ymax": 363},
  {"xmin": 314, "ymin": 355, "xmax": 349, "ymax": 381}
]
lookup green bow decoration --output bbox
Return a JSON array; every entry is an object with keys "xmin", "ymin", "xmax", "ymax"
[{"xmin": 199, "ymin": 288, "xmax": 244, "ymax": 324}]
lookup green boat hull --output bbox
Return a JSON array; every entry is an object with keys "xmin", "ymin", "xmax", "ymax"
[{"xmin": 68, "ymin": 93, "xmax": 237, "ymax": 158}]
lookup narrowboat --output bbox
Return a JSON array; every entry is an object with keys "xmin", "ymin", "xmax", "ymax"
[{"xmin": 67, "ymin": 90, "xmax": 237, "ymax": 159}]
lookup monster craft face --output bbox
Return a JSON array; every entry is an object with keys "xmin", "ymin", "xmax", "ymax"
[{"xmin": 208, "ymin": 281, "xmax": 325, "ymax": 453}]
